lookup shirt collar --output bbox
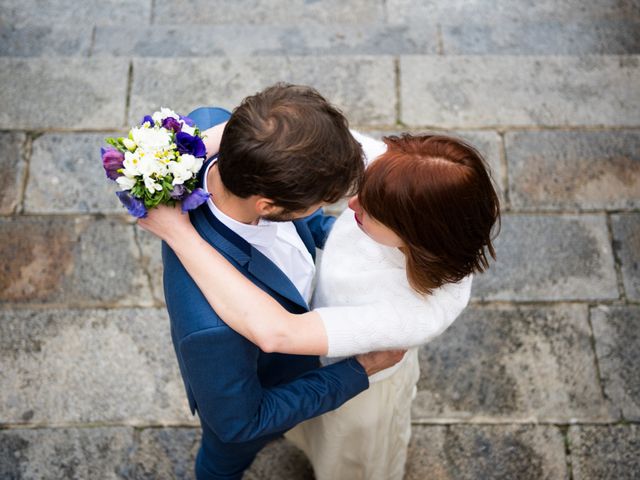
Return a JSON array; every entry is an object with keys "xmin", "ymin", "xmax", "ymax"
[{"xmin": 203, "ymin": 161, "xmax": 279, "ymax": 248}]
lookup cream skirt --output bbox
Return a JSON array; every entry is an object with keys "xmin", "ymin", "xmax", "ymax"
[{"xmin": 285, "ymin": 348, "xmax": 421, "ymax": 480}]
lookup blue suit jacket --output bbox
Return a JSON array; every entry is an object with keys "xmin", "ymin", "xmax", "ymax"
[{"xmin": 162, "ymin": 107, "xmax": 369, "ymax": 479}]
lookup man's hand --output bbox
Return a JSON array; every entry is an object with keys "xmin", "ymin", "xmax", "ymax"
[{"xmin": 356, "ymin": 350, "xmax": 406, "ymax": 377}]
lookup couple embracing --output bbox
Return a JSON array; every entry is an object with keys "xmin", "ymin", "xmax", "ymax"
[{"xmin": 139, "ymin": 83, "xmax": 500, "ymax": 480}]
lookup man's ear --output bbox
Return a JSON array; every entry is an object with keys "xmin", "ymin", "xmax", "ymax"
[{"xmin": 255, "ymin": 197, "xmax": 280, "ymax": 216}]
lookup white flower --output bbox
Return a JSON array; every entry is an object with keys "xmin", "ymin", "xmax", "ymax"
[
  {"xmin": 137, "ymin": 153, "xmax": 159, "ymax": 178},
  {"xmin": 168, "ymin": 160, "xmax": 191, "ymax": 185},
  {"xmin": 122, "ymin": 151, "xmax": 141, "ymax": 177},
  {"xmin": 152, "ymin": 107, "xmax": 179, "ymax": 125},
  {"xmin": 179, "ymin": 154, "xmax": 203, "ymax": 174},
  {"xmin": 116, "ymin": 175, "xmax": 136, "ymax": 190},
  {"xmin": 143, "ymin": 175, "xmax": 163, "ymax": 193},
  {"xmin": 131, "ymin": 126, "xmax": 172, "ymax": 150}
]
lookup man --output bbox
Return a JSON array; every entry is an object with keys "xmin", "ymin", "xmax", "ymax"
[{"xmin": 160, "ymin": 84, "xmax": 403, "ymax": 479}]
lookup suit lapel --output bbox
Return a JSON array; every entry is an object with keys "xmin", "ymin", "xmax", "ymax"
[
  {"xmin": 191, "ymin": 159, "xmax": 309, "ymax": 310},
  {"xmin": 293, "ymin": 219, "xmax": 317, "ymax": 262}
]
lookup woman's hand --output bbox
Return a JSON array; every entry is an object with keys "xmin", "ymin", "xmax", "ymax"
[{"xmin": 137, "ymin": 203, "xmax": 194, "ymax": 245}]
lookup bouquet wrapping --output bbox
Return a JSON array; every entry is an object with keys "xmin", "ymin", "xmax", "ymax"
[{"xmin": 101, "ymin": 107, "xmax": 210, "ymax": 218}]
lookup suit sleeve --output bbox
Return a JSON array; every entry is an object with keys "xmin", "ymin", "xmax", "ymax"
[
  {"xmin": 179, "ymin": 326, "xmax": 368, "ymax": 443},
  {"xmin": 300, "ymin": 208, "xmax": 336, "ymax": 249}
]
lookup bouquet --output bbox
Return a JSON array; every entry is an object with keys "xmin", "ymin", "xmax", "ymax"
[{"xmin": 101, "ymin": 107, "xmax": 210, "ymax": 218}]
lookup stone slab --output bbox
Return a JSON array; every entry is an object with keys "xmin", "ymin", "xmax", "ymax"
[
  {"xmin": 0, "ymin": 25, "xmax": 92, "ymax": 56},
  {"xmin": 0, "ymin": 216, "xmax": 153, "ymax": 306},
  {"xmin": 153, "ymin": 0, "xmax": 384, "ymax": 25},
  {"xmin": 506, "ymin": 130, "xmax": 640, "ymax": 211},
  {"xmin": 130, "ymin": 57, "xmax": 396, "ymax": 126},
  {"xmin": 591, "ymin": 305, "xmax": 640, "ymax": 420},
  {"xmin": 127, "ymin": 428, "xmax": 200, "ymax": 480},
  {"xmin": 244, "ymin": 438, "xmax": 314, "ymax": 480},
  {"xmin": 413, "ymin": 305, "xmax": 615, "ymax": 423},
  {"xmin": 569, "ymin": 425, "xmax": 640, "ymax": 480},
  {"xmin": 135, "ymin": 226, "xmax": 165, "ymax": 304},
  {"xmin": 0, "ymin": 58, "xmax": 129, "ymax": 130},
  {"xmin": 0, "ymin": 427, "xmax": 133, "ymax": 480},
  {"xmin": 94, "ymin": 24, "xmax": 438, "ymax": 56},
  {"xmin": 441, "ymin": 20, "xmax": 640, "ymax": 55},
  {"xmin": 400, "ymin": 56, "xmax": 640, "ymax": 127},
  {"xmin": 386, "ymin": 1, "xmax": 640, "ymax": 54},
  {"xmin": 612, "ymin": 213, "xmax": 640, "ymax": 301},
  {"xmin": 0, "ymin": 132, "xmax": 26, "ymax": 214},
  {"xmin": 387, "ymin": 0, "xmax": 640, "ymax": 25},
  {"xmin": 0, "ymin": 0, "xmax": 150, "ymax": 27},
  {"xmin": 405, "ymin": 425, "xmax": 567, "ymax": 480},
  {"xmin": 472, "ymin": 214, "xmax": 618, "ymax": 301},
  {"xmin": 0, "ymin": 308, "xmax": 192, "ymax": 425},
  {"xmin": 25, "ymin": 133, "xmax": 127, "ymax": 214}
]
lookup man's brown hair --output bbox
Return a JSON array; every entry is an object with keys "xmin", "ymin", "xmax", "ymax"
[
  {"xmin": 359, "ymin": 134, "xmax": 501, "ymax": 295},
  {"xmin": 218, "ymin": 83, "xmax": 365, "ymax": 213}
]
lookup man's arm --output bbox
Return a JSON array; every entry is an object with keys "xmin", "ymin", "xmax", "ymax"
[{"xmin": 179, "ymin": 326, "xmax": 367, "ymax": 443}]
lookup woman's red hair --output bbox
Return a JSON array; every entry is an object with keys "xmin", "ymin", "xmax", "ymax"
[{"xmin": 359, "ymin": 134, "xmax": 500, "ymax": 295}]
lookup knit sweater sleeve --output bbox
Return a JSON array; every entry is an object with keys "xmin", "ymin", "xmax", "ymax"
[{"xmin": 315, "ymin": 275, "xmax": 473, "ymax": 357}]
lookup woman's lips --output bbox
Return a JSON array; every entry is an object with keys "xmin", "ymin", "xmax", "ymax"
[{"xmin": 354, "ymin": 212, "xmax": 363, "ymax": 226}]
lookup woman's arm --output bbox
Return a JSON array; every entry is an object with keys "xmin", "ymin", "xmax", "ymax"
[
  {"xmin": 201, "ymin": 122, "xmax": 227, "ymax": 159},
  {"xmin": 315, "ymin": 274, "xmax": 473, "ymax": 357},
  {"xmin": 139, "ymin": 206, "xmax": 471, "ymax": 358},
  {"xmin": 138, "ymin": 205, "xmax": 329, "ymax": 355}
]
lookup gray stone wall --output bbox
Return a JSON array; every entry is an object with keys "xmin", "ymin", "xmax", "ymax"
[{"xmin": 1, "ymin": 0, "xmax": 639, "ymax": 478}]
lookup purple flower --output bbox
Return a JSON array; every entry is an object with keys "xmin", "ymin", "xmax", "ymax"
[
  {"xmin": 116, "ymin": 191, "xmax": 147, "ymax": 218},
  {"xmin": 101, "ymin": 147, "xmax": 124, "ymax": 180},
  {"xmin": 175, "ymin": 132, "xmax": 206, "ymax": 158},
  {"xmin": 162, "ymin": 117, "xmax": 182, "ymax": 133},
  {"xmin": 179, "ymin": 115, "xmax": 195, "ymax": 127},
  {"xmin": 181, "ymin": 188, "xmax": 210, "ymax": 212},
  {"xmin": 141, "ymin": 115, "xmax": 155, "ymax": 126},
  {"xmin": 170, "ymin": 184, "xmax": 187, "ymax": 200}
]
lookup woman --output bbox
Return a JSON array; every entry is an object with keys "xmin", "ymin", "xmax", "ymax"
[{"xmin": 139, "ymin": 130, "xmax": 500, "ymax": 479}]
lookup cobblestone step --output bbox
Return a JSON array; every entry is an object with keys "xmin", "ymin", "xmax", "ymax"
[
  {"xmin": 2, "ymin": 424, "xmax": 638, "ymax": 479},
  {"xmin": 0, "ymin": 309, "xmax": 189, "ymax": 426},
  {"xmin": 4, "ymin": 21, "xmax": 640, "ymax": 58},
  {"xmin": 0, "ymin": 58, "xmax": 129, "ymax": 130},
  {"xmin": 401, "ymin": 56, "xmax": 640, "ymax": 128},
  {"xmin": 472, "ymin": 214, "xmax": 618, "ymax": 302},
  {"xmin": 3, "ymin": 56, "xmax": 638, "ymax": 131},
  {"xmin": 506, "ymin": 130, "xmax": 640, "ymax": 211},
  {"xmin": 129, "ymin": 56, "xmax": 396, "ymax": 126},
  {"xmin": 0, "ymin": 217, "xmax": 153, "ymax": 307},
  {"xmin": 413, "ymin": 305, "xmax": 617, "ymax": 423}
]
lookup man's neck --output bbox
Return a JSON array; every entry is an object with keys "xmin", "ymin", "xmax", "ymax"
[{"xmin": 206, "ymin": 162, "xmax": 261, "ymax": 225}]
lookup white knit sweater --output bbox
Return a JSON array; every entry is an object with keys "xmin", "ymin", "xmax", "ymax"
[{"xmin": 313, "ymin": 131, "xmax": 473, "ymax": 382}]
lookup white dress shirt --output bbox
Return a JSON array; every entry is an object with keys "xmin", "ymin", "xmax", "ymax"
[{"xmin": 203, "ymin": 160, "xmax": 316, "ymax": 304}]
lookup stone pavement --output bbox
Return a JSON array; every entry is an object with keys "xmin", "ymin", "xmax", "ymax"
[{"xmin": 1, "ymin": 1, "xmax": 639, "ymax": 478}]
